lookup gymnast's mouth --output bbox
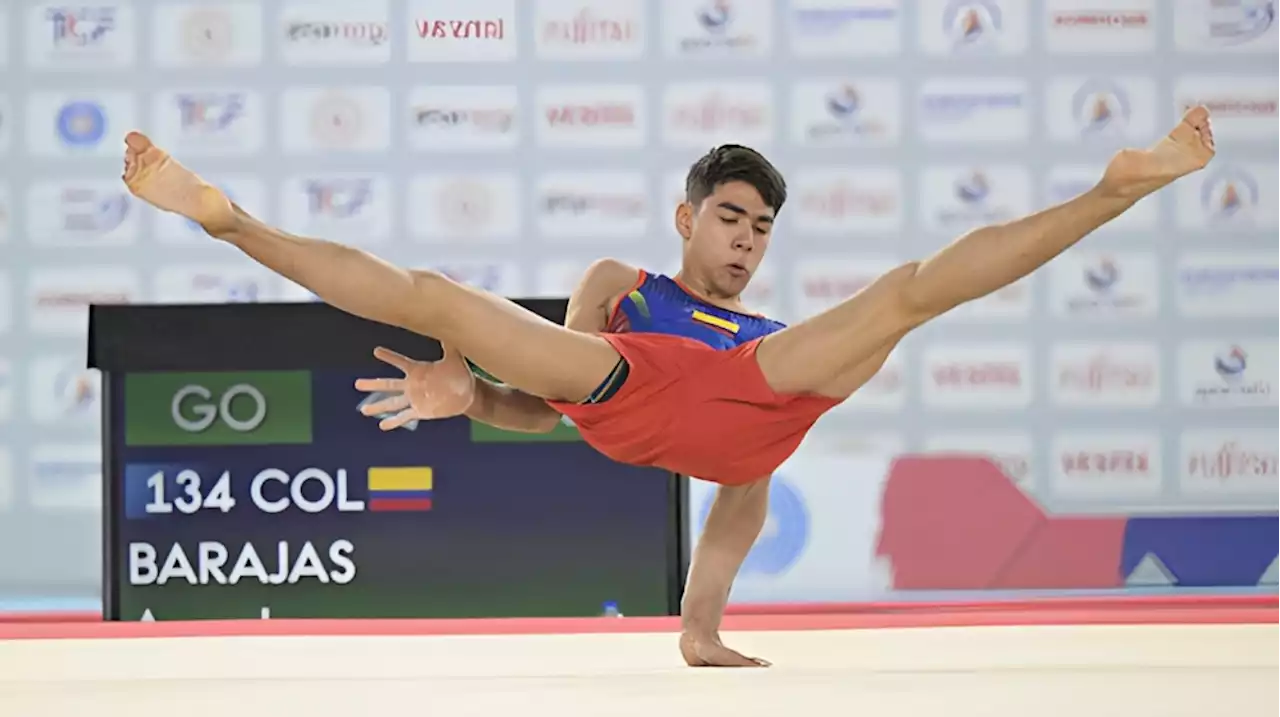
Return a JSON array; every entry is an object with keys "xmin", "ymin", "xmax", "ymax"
[{"xmin": 726, "ymin": 263, "xmax": 748, "ymax": 277}]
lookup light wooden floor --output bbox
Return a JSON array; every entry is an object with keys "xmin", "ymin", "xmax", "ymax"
[{"xmin": 1, "ymin": 623, "xmax": 1276, "ymax": 716}]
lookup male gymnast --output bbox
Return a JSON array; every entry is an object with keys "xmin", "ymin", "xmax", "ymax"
[{"xmin": 120, "ymin": 106, "xmax": 1215, "ymax": 667}]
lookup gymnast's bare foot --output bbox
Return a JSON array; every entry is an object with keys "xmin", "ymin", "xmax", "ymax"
[
  {"xmin": 121, "ymin": 132, "xmax": 238, "ymax": 236},
  {"xmin": 1098, "ymin": 105, "xmax": 1216, "ymax": 200}
]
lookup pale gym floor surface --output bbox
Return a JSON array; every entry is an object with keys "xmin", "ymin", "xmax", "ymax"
[{"xmin": 1, "ymin": 604, "xmax": 1276, "ymax": 717}]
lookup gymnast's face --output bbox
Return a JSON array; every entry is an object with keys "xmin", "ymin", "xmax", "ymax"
[{"xmin": 676, "ymin": 180, "xmax": 774, "ymax": 298}]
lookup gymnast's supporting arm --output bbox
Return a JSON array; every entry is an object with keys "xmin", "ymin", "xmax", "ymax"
[
  {"xmin": 679, "ymin": 479, "xmax": 772, "ymax": 667},
  {"xmin": 464, "ymin": 380, "xmax": 563, "ymax": 433}
]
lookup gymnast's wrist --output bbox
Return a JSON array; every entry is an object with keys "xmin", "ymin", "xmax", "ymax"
[
  {"xmin": 680, "ymin": 624, "xmax": 720, "ymax": 644},
  {"xmin": 679, "ymin": 605, "xmax": 721, "ymax": 638}
]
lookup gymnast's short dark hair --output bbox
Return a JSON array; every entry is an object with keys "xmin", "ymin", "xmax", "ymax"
[{"xmin": 684, "ymin": 144, "xmax": 787, "ymax": 214}]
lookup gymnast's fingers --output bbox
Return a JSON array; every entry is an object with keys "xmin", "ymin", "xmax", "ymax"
[
  {"xmin": 354, "ymin": 377, "xmax": 404, "ymax": 393},
  {"xmin": 373, "ymin": 346, "xmax": 415, "ymax": 370},
  {"xmin": 379, "ymin": 409, "xmax": 418, "ymax": 431},
  {"xmin": 360, "ymin": 394, "xmax": 409, "ymax": 416}
]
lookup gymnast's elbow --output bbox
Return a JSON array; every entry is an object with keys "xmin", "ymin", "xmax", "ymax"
[
  {"xmin": 404, "ymin": 269, "xmax": 461, "ymax": 326},
  {"xmin": 408, "ymin": 268, "xmax": 449, "ymax": 297}
]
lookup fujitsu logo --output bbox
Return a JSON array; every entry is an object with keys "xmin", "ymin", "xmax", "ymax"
[
  {"xmin": 542, "ymin": 9, "xmax": 635, "ymax": 45},
  {"xmin": 800, "ymin": 182, "xmax": 896, "ymax": 217},
  {"xmin": 1186, "ymin": 443, "xmax": 1278, "ymax": 480},
  {"xmin": 1057, "ymin": 356, "xmax": 1154, "ymax": 392},
  {"xmin": 670, "ymin": 96, "xmax": 765, "ymax": 131}
]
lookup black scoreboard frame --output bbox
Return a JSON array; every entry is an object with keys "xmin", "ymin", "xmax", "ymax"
[{"xmin": 88, "ymin": 300, "xmax": 690, "ymax": 621}]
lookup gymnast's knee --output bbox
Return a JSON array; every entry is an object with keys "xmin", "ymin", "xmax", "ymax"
[
  {"xmin": 894, "ymin": 261, "xmax": 951, "ymax": 326},
  {"xmin": 405, "ymin": 269, "xmax": 465, "ymax": 332},
  {"xmin": 896, "ymin": 258, "xmax": 962, "ymax": 323}
]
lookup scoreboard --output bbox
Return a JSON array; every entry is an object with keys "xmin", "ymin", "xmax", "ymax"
[{"xmin": 93, "ymin": 302, "xmax": 686, "ymax": 622}]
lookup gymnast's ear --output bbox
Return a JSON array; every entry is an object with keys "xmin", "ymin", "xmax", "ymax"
[{"xmin": 674, "ymin": 200, "xmax": 694, "ymax": 241}]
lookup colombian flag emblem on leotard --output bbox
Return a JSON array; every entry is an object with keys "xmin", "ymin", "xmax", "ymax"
[
  {"xmin": 367, "ymin": 467, "xmax": 434, "ymax": 512},
  {"xmin": 691, "ymin": 310, "xmax": 739, "ymax": 335}
]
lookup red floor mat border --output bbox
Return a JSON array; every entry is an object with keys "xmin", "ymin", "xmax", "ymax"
[
  {"xmin": 1, "ymin": 597, "xmax": 1274, "ymax": 641},
  {"xmin": 726, "ymin": 593, "xmax": 1278, "ymax": 614},
  {"xmin": 0, "ymin": 612, "xmax": 100, "ymax": 624},
  {"xmin": 3, "ymin": 593, "xmax": 1273, "ymax": 625}
]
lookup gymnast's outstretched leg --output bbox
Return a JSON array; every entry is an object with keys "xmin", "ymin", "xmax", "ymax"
[
  {"xmin": 754, "ymin": 106, "xmax": 1217, "ymax": 400},
  {"xmin": 120, "ymin": 132, "xmax": 620, "ymax": 403}
]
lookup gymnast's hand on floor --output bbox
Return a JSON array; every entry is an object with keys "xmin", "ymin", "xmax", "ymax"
[
  {"xmin": 679, "ymin": 632, "xmax": 771, "ymax": 668},
  {"xmin": 355, "ymin": 346, "xmax": 477, "ymax": 429}
]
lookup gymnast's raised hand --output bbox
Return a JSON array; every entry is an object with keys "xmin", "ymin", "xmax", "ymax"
[{"xmin": 355, "ymin": 346, "xmax": 477, "ymax": 429}]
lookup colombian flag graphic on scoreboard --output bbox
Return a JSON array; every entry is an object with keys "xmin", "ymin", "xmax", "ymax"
[{"xmin": 367, "ymin": 467, "xmax": 434, "ymax": 512}]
